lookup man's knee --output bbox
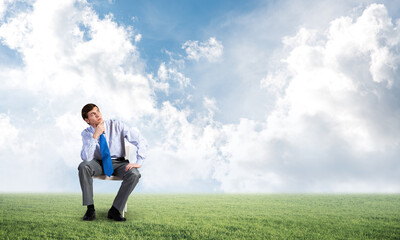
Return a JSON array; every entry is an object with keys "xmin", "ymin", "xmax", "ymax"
[
  {"xmin": 133, "ymin": 168, "xmax": 141, "ymax": 179},
  {"xmin": 78, "ymin": 161, "xmax": 90, "ymax": 172},
  {"xmin": 124, "ymin": 168, "xmax": 141, "ymax": 183}
]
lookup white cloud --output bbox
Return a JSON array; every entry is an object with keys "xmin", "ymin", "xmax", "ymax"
[
  {"xmin": 324, "ymin": 4, "xmax": 400, "ymax": 88},
  {"xmin": 157, "ymin": 62, "xmax": 190, "ymax": 89},
  {"xmin": 276, "ymin": 3, "xmax": 400, "ymax": 152},
  {"xmin": 148, "ymin": 72, "xmax": 169, "ymax": 94},
  {"xmin": 260, "ymin": 69, "xmax": 290, "ymax": 95},
  {"xmin": 0, "ymin": 112, "xmax": 74, "ymax": 192},
  {"xmin": 203, "ymin": 97, "xmax": 218, "ymax": 112},
  {"xmin": 244, "ymin": 3, "xmax": 400, "ymax": 192},
  {"xmin": 0, "ymin": 113, "xmax": 19, "ymax": 151},
  {"xmin": 182, "ymin": 37, "xmax": 223, "ymax": 62},
  {"xmin": 55, "ymin": 112, "xmax": 89, "ymax": 168},
  {"xmin": 215, "ymin": 118, "xmax": 284, "ymax": 192},
  {"xmin": 134, "ymin": 33, "xmax": 142, "ymax": 43},
  {"xmin": 0, "ymin": 0, "xmax": 155, "ymax": 119},
  {"xmin": 143, "ymin": 102, "xmax": 222, "ymax": 192},
  {"xmin": 0, "ymin": 0, "xmax": 14, "ymax": 20}
]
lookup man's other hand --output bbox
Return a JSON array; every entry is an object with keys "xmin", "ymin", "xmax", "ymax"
[{"xmin": 125, "ymin": 163, "xmax": 141, "ymax": 171}]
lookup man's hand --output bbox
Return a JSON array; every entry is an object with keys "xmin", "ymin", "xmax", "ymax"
[
  {"xmin": 125, "ymin": 163, "xmax": 141, "ymax": 171},
  {"xmin": 93, "ymin": 121, "xmax": 105, "ymax": 139}
]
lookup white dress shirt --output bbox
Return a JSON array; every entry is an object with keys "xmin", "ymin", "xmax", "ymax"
[{"xmin": 80, "ymin": 119, "xmax": 147, "ymax": 165}]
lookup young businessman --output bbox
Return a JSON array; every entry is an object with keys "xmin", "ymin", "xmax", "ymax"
[{"xmin": 78, "ymin": 103, "xmax": 147, "ymax": 221}]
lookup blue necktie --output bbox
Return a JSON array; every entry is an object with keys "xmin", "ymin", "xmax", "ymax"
[{"xmin": 99, "ymin": 133, "xmax": 113, "ymax": 177}]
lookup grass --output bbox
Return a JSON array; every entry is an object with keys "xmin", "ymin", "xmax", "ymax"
[{"xmin": 1, "ymin": 194, "xmax": 399, "ymax": 239}]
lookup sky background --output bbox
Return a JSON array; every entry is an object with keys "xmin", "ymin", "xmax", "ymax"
[{"xmin": 1, "ymin": 0, "xmax": 400, "ymax": 193}]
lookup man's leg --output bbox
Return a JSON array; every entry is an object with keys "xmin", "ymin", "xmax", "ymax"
[
  {"xmin": 78, "ymin": 160, "xmax": 103, "ymax": 206},
  {"xmin": 111, "ymin": 159, "xmax": 141, "ymax": 212}
]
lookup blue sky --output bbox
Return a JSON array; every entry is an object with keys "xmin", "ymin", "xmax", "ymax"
[
  {"xmin": 91, "ymin": 0, "xmax": 275, "ymax": 124},
  {"xmin": 1, "ymin": 0, "xmax": 400, "ymax": 193}
]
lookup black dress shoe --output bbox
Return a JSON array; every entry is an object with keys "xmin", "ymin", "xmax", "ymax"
[
  {"xmin": 83, "ymin": 208, "xmax": 95, "ymax": 221},
  {"xmin": 107, "ymin": 206, "xmax": 126, "ymax": 221}
]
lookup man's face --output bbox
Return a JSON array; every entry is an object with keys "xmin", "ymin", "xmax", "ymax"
[{"xmin": 84, "ymin": 107, "xmax": 103, "ymax": 127}]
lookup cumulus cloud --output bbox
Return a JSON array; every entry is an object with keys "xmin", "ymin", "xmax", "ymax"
[
  {"xmin": 55, "ymin": 112, "xmax": 89, "ymax": 168},
  {"xmin": 0, "ymin": 113, "xmax": 19, "ymax": 152},
  {"xmin": 134, "ymin": 33, "xmax": 142, "ymax": 43},
  {"xmin": 143, "ymin": 102, "xmax": 222, "ymax": 192},
  {"xmin": 0, "ymin": 0, "xmax": 155, "ymax": 119},
  {"xmin": 0, "ymin": 112, "xmax": 77, "ymax": 192},
  {"xmin": 0, "ymin": 0, "xmax": 14, "ymax": 19},
  {"xmin": 203, "ymin": 97, "xmax": 218, "ymax": 112},
  {"xmin": 227, "ymin": 3, "xmax": 400, "ymax": 192},
  {"xmin": 157, "ymin": 62, "xmax": 190, "ymax": 90},
  {"xmin": 182, "ymin": 37, "xmax": 223, "ymax": 62}
]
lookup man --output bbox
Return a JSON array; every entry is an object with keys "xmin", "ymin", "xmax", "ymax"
[{"xmin": 78, "ymin": 103, "xmax": 147, "ymax": 221}]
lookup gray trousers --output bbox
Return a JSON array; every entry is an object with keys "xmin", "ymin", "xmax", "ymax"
[{"xmin": 78, "ymin": 158, "xmax": 141, "ymax": 212}]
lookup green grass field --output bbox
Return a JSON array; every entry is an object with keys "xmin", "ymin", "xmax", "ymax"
[{"xmin": 1, "ymin": 194, "xmax": 399, "ymax": 239}]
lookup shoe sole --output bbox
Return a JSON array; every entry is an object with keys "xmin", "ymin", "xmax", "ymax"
[{"xmin": 108, "ymin": 214, "xmax": 126, "ymax": 221}]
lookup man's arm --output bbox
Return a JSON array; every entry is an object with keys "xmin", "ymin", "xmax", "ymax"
[
  {"xmin": 121, "ymin": 121, "xmax": 148, "ymax": 166},
  {"xmin": 80, "ymin": 130, "xmax": 98, "ymax": 161},
  {"xmin": 80, "ymin": 121, "xmax": 105, "ymax": 161}
]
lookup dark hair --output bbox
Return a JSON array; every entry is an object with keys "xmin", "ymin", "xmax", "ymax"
[{"xmin": 81, "ymin": 103, "xmax": 98, "ymax": 120}]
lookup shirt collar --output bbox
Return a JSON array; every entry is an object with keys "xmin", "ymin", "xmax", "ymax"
[{"xmin": 89, "ymin": 125, "xmax": 95, "ymax": 133}]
